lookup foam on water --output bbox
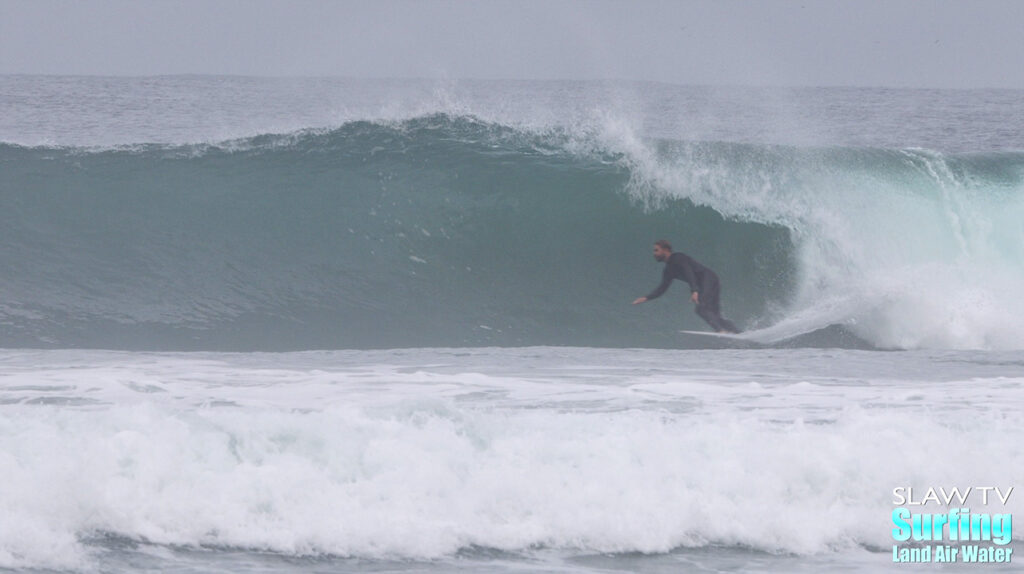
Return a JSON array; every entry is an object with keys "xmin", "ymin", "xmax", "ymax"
[{"xmin": 1, "ymin": 348, "xmax": 1022, "ymax": 570}]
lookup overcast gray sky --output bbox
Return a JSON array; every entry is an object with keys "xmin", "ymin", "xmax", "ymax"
[{"xmin": 2, "ymin": 0, "xmax": 1022, "ymax": 88}]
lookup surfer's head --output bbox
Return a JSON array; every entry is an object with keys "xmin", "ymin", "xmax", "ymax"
[{"xmin": 653, "ymin": 240, "xmax": 672, "ymax": 262}]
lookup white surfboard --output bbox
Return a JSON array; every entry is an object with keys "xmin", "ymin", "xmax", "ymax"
[{"xmin": 678, "ymin": 330, "xmax": 748, "ymax": 339}]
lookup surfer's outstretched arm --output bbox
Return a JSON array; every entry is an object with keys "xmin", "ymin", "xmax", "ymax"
[{"xmin": 642, "ymin": 268, "xmax": 673, "ymax": 301}]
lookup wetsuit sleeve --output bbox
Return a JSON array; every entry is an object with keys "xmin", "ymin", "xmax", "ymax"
[{"xmin": 645, "ymin": 268, "xmax": 673, "ymax": 300}]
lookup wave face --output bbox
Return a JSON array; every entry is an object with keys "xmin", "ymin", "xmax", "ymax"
[{"xmin": 1, "ymin": 114, "xmax": 1023, "ymax": 350}]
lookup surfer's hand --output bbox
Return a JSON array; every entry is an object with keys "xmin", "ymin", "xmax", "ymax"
[
  {"xmin": 690, "ymin": 292, "xmax": 700, "ymax": 304},
  {"xmin": 632, "ymin": 297, "xmax": 647, "ymax": 305}
]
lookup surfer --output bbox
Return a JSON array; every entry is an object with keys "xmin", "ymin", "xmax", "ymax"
[{"xmin": 632, "ymin": 240, "xmax": 741, "ymax": 334}]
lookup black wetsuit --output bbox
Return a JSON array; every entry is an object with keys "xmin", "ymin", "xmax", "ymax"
[{"xmin": 646, "ymin": 252, "xmax": 740, "ymax": 333}]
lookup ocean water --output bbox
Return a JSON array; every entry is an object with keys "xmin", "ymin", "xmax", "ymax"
[{"xmin": 1, "ymin": 76, "xmax": 1022, "ymax": 572}]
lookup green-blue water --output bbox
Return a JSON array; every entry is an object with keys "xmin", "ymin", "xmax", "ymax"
[{"xmin": 3, "ymin": 113, "xmax": 1022, "ymax": 350}]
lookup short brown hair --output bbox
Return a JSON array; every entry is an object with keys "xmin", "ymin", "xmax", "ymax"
[{"xmin": 654, "ymin": 239, "xmax": 672, "ymax": 251}]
